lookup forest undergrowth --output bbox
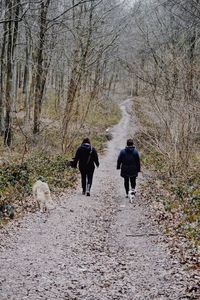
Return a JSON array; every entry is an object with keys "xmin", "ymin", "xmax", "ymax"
[
  {"xmin": 0, "ymin": 96, "xmax": 121, "ymax": 224},
  {"xmin": 134, "ymin": 97, "xmax": 200, "ymax": 276}
]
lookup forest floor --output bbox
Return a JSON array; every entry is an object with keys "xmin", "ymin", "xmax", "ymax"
[{"xmin": 0, "ymin": 99, "xmax": 196, "ymax": 300}]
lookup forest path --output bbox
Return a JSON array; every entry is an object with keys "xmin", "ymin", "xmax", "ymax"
[{"xmin": 0, "ymin": 99, "xmax": 188, "ymax": 300}]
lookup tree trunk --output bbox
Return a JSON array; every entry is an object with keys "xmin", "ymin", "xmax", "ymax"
[
  {"xmin": 4, "ymin": 0, "xmax": 13, "ymax": 147},
  {"xmin": 4, "ymin": 0, "xmax": 20, "ymax": 146},
  {"xmin": 33, "ymin": 0, "xmax": 51, "ymax": 134},
  {"xmin": 62, "ymin": 1, "xmax": 94, "ymax": 151},
  {"xmin": 0, "ymin": 15, "xmax": 8, "ymax": 134}
]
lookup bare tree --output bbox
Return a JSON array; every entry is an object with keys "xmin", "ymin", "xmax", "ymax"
[
  {"xmin": 0, "ymin": 0, "xmax": 126, "ymax": 150},
  {"xmin": 120, "ymin": 0, "xmax": 200, "ymax": 174}
]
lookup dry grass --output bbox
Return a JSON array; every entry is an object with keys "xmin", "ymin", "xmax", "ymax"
[{"xmin": 134, "ymin": 95, "xmax": 200, "ymax": 258}]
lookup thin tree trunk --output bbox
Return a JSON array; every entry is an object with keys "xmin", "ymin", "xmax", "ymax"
[
  {"xmin": 62, "ymin": 1, "xmax": 94, "ymax": 151},
  {"xmin": 4, "ymin": 0, "xmax": 13, "ymax": 147},
  {"xmin": 24, "ymin": 32, "xmax": 31, "ymax": 125},
  {"xmin": 4, "ymin": 0, "xmax": 20, "ymax": 146},
  {"xmin": 0, "ymin": 17, "xmax": 7, "ymax": 134}
]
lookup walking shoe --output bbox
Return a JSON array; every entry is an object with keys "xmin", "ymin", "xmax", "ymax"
[
  {"xmin": 82, "ymin": 191, "xmax": 85, "ymax": 195},
  {"xmin": 86, "ymin": 191, "xmax": 90, "ymax": 196}
]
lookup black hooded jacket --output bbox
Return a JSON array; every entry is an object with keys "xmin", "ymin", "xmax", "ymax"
[
  {"xmin": 74, "ymin": 143, "xmax": 99, "ymax": 172},
  {"xmin": 117, "ymin": 146, "xmax": 141, "ymax": 177}
]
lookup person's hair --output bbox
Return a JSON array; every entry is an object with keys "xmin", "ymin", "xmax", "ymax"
[
  {"xmin": 82, "ymin": 137, "xmax": 91, "ymax": 144},
  {"xmin": 127, "ymin": 138, "xmax": 134, "ymax": 146}
]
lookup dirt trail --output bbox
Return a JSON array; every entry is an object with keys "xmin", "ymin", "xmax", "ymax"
[{"xmin": 0, "ymin": 99, "xmax": 189, "ymax": 300}]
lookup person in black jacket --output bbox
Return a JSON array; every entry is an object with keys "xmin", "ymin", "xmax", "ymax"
[
  {"xmin": 73, "ymin": 138, "xmax": 99, "ymax": 196},
  {"xmin": 117, "ymin": 138, "xmax": 141, "ymax": 197}
]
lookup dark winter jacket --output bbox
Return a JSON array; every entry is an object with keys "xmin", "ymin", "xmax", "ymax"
[
  {"xmin": 74, "ymin": 143, "xmax": 99, "ymax": 172},
  {"xmin": 117, "ymin": 146, "xmax": 141, "ymax": 178}
]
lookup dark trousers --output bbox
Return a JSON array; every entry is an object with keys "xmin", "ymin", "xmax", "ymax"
[
  {"xmin": 80, "ymin": 169, "xmax": 94, "ymax": 192},
  {"xmin": 124, "ymin": 176, "xmax": 136, "ymax": 195}
]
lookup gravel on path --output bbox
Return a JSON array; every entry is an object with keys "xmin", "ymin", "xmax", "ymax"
[{"xmin": 0, "ymin": 99, "xmax": 190, "ymax": 300}]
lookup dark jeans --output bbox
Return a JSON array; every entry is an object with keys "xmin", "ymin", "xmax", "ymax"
[
  {"xmin": 80, "ymin": 169, "xmax": 94, "ymax": 192},
  {"xmin": 124, "ymin": 176, "xmax": 136, "ymax": 195}
]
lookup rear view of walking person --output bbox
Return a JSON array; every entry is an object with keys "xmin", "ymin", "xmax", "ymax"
[
  {"xmin": 73, "ymin": 138, "xmax": 99, "ymax": 196},
  {"xmin": 117, "ymin": 138, "xmax": 141, "ymax": 197}
]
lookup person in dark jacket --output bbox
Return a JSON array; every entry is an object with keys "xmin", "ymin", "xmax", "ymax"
[
  {"xmin": 73, "ymin": 138, "xmax": 99, "ymax": 196},
  {"xmin": 117, "ymin": 138, "xmax": 141, "ymax": 197}
]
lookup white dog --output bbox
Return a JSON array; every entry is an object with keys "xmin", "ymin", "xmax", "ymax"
[
  {"xmin": 32, "ymin": 180, "xmax": 55, "ymax": 213},
  {"xmin": 128, "ymin": 189, "xmax": 136, "ymax": 204}
]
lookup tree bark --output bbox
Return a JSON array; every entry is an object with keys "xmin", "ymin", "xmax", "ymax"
[
  {"xmin": 0, "ymin": 19, "xmax": 7, "ymax": 134},
  {"xmin": 4, "ymin": 0, "xmax": 14, "ymax": 147},
  {"xmin": 33, "ymin": 0, "xmax": 51, "ymax": 134},
  {"xmin": 4, "ymin": 0, "xmax": 20, "ymax": 146}
]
